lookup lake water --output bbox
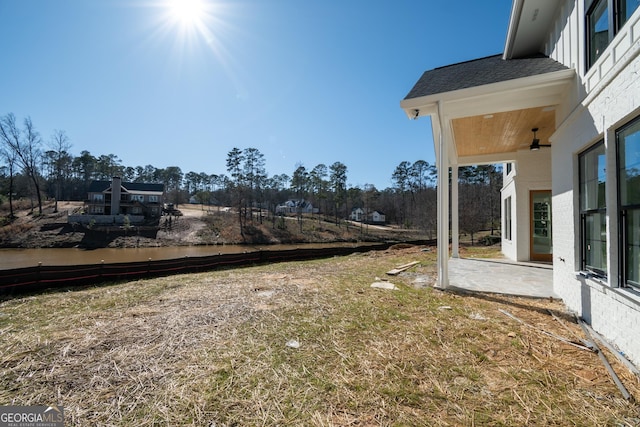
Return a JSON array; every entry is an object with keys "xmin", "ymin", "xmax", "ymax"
[{"xmin": 0, "ymin": 243, "xmax": 370, "ymax": 270}]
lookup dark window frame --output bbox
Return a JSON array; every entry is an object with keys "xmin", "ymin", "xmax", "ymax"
[
  {"xmin": 504, "ymin": 196, "xmax": 512, "ymax": 241},
  {"xmin": 586, "ymin": 0, "xmax": 640, "ymax": 70},
  {"xmin": 579, "ymin": 140, "xmax": 608, "ymax": 277},
  {"xmin": 617, "ymin": 115, "xmax": 640, "ymax": 289}
]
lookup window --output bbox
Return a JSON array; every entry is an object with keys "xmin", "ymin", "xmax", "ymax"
[
  {"xmin": 617, "ymin": 0, "xmax": 640, "ymax": 28},
  {"xmin": 506, "ymin": 163, "xmax": 513, "ymax": 175},
  {"xmin": 587, "ymin": 0, "xmax": 610, "ymax": 68},
  {"xmin": 504, "ymin": 196, "xmax": 512, "ymax": 241},
  {"xmin": 149, "ymin": 195, "xmax": 158, "ymax": 203},
  {"xmin": 579, "ymin": 141, "xmax": 607, "ymax": 276},
  {"xmin": 587, "ymin": 0, "xmax": 640, "ymax": 69},
  {"xmin": 131, "ymin": 194, "xmax": 144, "ymax": 202},
  {"xmin": 92, "ymin": 194, "xmax": 103, "ymax": 202},
  {"xmin": 617, "ymin": 116, "xmax": 640, "ymax": 288}
]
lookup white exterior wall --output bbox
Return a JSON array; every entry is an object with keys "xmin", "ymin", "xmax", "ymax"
[
  {"xmin": 551, "ymin": 5, "xmax": 640, "ymax": 365},
  {"xmin": 501, "ymin": 168, "xmax": 517, "ymax": 260},
  {"xmin": 546, "ymin": 0, "xmax": 585, "ymax": 121},
  {"xmin": 501, "ymin": 149, "xmax": 552, "ymax": 261}
]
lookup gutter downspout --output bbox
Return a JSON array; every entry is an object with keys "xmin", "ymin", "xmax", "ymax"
[{"xmin": 503, "ymin": 0, "xmax": 525, "ymax": 60}]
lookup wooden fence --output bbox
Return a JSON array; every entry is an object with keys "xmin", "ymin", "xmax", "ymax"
[{"xmin": 0, "ymin": 243, "xmax": 403, "ymax": 296}]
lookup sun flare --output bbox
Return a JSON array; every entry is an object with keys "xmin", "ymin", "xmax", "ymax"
[{"xmin": 167, "ymin": 0, "xmax": 206, "ymax": 26}]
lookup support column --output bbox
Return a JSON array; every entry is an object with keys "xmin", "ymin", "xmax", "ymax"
[
  {"xmin": 451, "ymin": 165, "xmax": 459, "ymax": 258},
  {"xmin": 436, "ymin": 125, "xmax": 450, "ymax": 289}
]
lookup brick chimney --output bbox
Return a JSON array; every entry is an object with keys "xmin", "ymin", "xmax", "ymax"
[{"xmin": 110, "ymin": 176, "xmax": 122, "ymax": 215}]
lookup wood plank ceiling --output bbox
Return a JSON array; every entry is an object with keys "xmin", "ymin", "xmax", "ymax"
[{"xmin": 451, "ymin": 106, "xmax": 556, "ymax": 157}]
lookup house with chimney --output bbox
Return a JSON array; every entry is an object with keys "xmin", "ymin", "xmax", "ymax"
[{"xmin": 71, "ymin": 176, "xmax": 164, "ymax": 225}]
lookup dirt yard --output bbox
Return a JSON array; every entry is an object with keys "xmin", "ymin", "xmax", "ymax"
[
  {"xmin": 0, "ymin": 201, "xmax": 429, "ymax": 248},
  {"xmin": 1, "ymin": 245, "xmax": 639, "ymax": 426}
]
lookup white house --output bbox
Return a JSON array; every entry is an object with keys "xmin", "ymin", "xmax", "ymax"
[
  {"xmin": 350, "ymin": 207, "xmax": 366, "ymax": 222},
  {"xmin": 371, "ymin": 210, "xmax": 386, "ymax": 224},
  {"xmin": 350, "ymin": 208, "xmax": 386, "ymax": 224},
  {"xmin": 275, "ymin": 199, "xmax": 318, "ymax": 214},
  {"xmin": 401, "ymin": 0, "xmax": 640, "ymax": 365}
]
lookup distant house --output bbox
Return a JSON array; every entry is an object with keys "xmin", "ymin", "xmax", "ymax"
[
  {"xmin": 350, "ymin": 207, "xmax": 365, "ymax": 222},
  {"xmin": 275, "ymin": 199, "xmax": 318, "ymax": 214},
  {"xmin": 370, "ymin": 210, "xmax": 386, "ymax": 224},
  {"xmin": 350, "ymin": 208, "xmax": 386, "ymax": 224},
  {"xmin": 70, "ymin": 176, "xmax": 164, "ymax": 225}
]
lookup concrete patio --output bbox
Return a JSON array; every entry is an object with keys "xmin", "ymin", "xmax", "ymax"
[{"xmin": 445, "ymin": 257, "xmax": 558, "ymax": 299}]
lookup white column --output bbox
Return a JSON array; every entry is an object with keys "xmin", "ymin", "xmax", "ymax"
[
  {"xmin": 436, "ymin": 119, "xmax": 450, "ymax": 289},
  {"xmin": 451, "ymin": 165, "xmax": 459, "ymax": 258}
]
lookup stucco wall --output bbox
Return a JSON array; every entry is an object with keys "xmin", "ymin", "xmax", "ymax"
[{"xmin": 501, "ymin": 170, "xmax": 517, "ymax": 261}]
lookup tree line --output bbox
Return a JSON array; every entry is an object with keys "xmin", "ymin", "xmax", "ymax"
[{"xmin": 0, "ymin": 113, "xmax": 502, "ymax": 240}]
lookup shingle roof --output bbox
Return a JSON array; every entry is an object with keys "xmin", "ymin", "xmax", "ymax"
[
  {"xmin": 88, "ymin": 180, "xmax": 164, "ymax": 193},
  {"xmin": 404, "ymin": 53, "xmax": 569, "ymax": 100}
]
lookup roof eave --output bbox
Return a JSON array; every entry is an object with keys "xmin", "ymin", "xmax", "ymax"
[
  {"xmin": 400, "ymin": 68, "xmax": 575, "ymax": 119},
  {"xmin": 503, "ymin": 0, "xmax": 525, "ymax": 59}
]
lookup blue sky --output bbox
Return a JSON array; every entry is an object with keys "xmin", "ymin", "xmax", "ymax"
[{"xmin": 0, "ymin": 0, "xmax": 511, "ymax": 190}]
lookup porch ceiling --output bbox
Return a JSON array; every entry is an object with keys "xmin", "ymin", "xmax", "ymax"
[
  {"xmin": 400, "ymin": 54, "xmax": 575, "ymax": 165},
  {"xmin": 452, "ymin": 106, "xmax": 555, "ymax": 157}
]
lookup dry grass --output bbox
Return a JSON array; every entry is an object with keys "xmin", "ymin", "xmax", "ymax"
[
  {"xmin": 0, "ymin": 221, "xmax": 35, "ymax": 240},
  {"xmin": 1, "ymin": 245, "xmax": 640, "ymax": 426}
]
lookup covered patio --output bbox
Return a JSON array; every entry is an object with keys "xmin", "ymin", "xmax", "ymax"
[
  {"xmin": 400, "ymin": 54, "xmax": 574, "ymax": 291},
  {"xmin": 447, "ymin": 257, "xmax": 557, "ymax": 299}
]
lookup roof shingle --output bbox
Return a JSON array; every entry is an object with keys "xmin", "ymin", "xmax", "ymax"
[
  {"xmin": 404, "ymin": 54, "xmax": 569, "ymax": 100},
  {"xmin": 88, "ymin": 180, "xmax": 164, "ymax": 193}
]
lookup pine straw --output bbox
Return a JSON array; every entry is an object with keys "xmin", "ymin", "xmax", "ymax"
[{"xmin": 1, "ymin": 246, "xmax": 640, "ymax": 426}]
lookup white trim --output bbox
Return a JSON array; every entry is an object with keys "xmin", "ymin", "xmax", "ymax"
[
  {"xmin": 436, "ymin": 100, "xmax": 450, "ymax": 289},
  {"xmin": 452, "ymin": 165, "xmax": 459, "ymax": 258},
  {"xmin": 400, "ymin": 69, "xmax": 575, "ymax": 118},
  {"xmin": 504, "ymin": 0, "xmax": 525, "ymax": 59}
]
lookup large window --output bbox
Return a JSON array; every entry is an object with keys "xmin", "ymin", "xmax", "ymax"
[
  {"xmin": 617, "ymin": 116, "xmax": 640, "ymax": 288},
  {"xmin": 580, "ymin": 141, "xmax": 607, "ymax": 276},
  {"xmin": 587, "ymin": 0, "xmax": 640, "ymax": 69}
]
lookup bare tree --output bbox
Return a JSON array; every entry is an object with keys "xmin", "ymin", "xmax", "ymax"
[
  {"xmin": 0, "ymin": 145, "xmax": 18, "ymax": 219},
  {"xmin": 392, "ymin": 161, "xmax": 411, "ymax": 227},
  {"xmin": 291, "ymin": 164, "xmax": 309, "ymax": 231},
  {"xmin": 310, "ymin": 164, "xmax": 328, "ymax": 221},
  {"xmin": 0, "ymin": 114, "xmax": 44, "ymax": 214},
  {"xmin": 226, "ymin": 147, "xmax": 246, "ymax": 239},
  {"xmin": 243, "ymin": 148, "xmax": 267, "ymax": 223},
  {"xmin": 48, "ymin": 129, "xmax": 72, "ymax": 212},
  {"xmin": 329, "ymin": 162, "xmax": 347, "ymax": 226}
]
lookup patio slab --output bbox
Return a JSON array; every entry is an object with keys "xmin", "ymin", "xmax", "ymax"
[{"xmin": 445, "ymin": 257, "xmax": 558, "ymax": 299}]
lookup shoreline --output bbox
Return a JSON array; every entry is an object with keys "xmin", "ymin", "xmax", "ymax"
[{"xmin": 1, "ymin": 202, "xmax": 428, "ymax": 250}]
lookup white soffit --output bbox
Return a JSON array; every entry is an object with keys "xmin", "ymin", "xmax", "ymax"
[{"xmin": 505, "ymin": 0, "xmax": 560, "ymax": 59}]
